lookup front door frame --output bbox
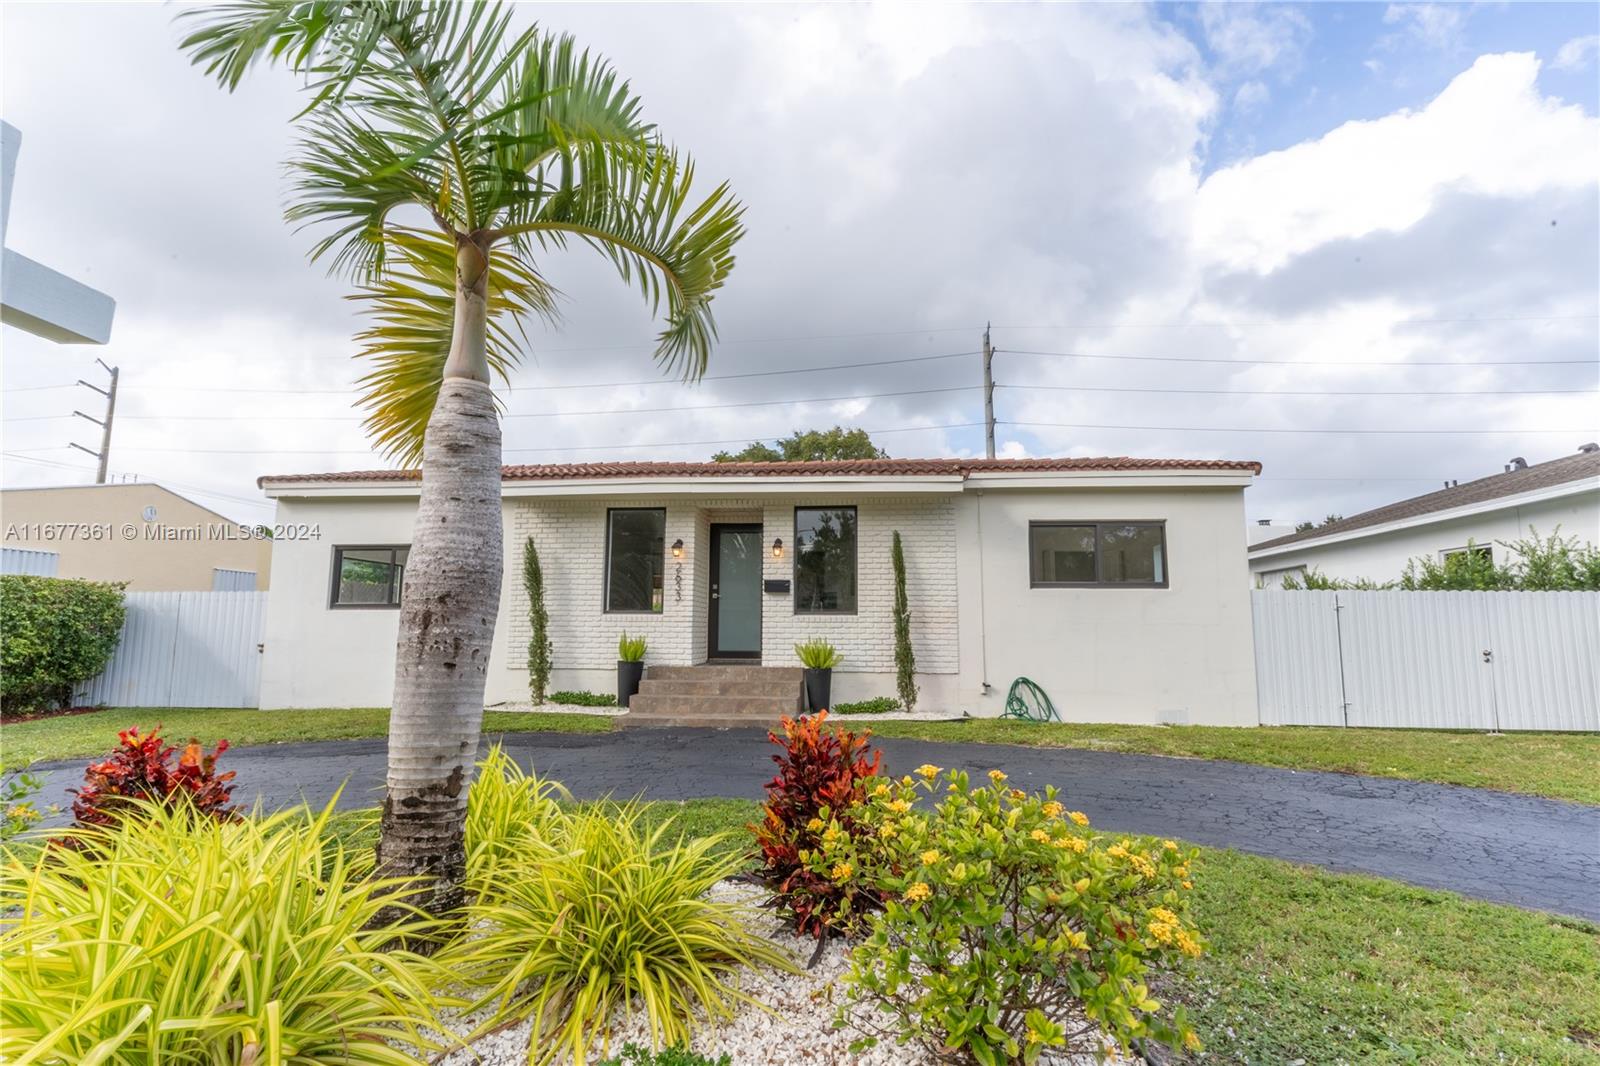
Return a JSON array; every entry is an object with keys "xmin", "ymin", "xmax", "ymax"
[{"xmin": 708, "ymin": 523, "xmax": 762, "ymax": 660}]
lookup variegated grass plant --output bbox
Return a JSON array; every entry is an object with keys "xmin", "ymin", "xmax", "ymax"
[
  {"xmin": 0, "ymin": 797, "xmax": 446, "ymax": 1065},
  {"xmin": 464, "ymin": 743, "xmax": 570, "ymax": 892},
  {"xmin": 444, "ymin": 797, "xmax": 794, "ymax": 1066}
]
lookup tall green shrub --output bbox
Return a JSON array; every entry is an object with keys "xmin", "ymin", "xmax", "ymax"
[
  {"xmin": 524, "ymin": 536, "xmax": 552, "ymax": 704},
  {"xmin": 0, "ymin": 575, "xmax": 126, "ymax": 713},
  {"xmin": 891, "ymin": 530, "xmax": 918, "ymax": 713}
]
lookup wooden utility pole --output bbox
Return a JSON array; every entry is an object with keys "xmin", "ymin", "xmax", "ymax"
[
  {"xmin": 70, "ymin": 358, "xmax": 118, "ymax": 483},
  {"xmin": 982, "ymin": 323, "xmax": 995, "ymax": 459}
]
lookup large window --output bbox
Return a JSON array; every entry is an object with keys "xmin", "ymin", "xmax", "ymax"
[
  {"xmin": 795, "ymin": 506, "xmax": 857, "ymax": 613},
  {"xmin": 1029, "ymin": 522, "xmax": 1167, "ymax": 588},
  {"xmin": 605, "ymin": 508, "xmax": 666, "ymax": 613},
  {"xmin": 330, "ymin": 546, "xmax": 408, "ymax": 607}
]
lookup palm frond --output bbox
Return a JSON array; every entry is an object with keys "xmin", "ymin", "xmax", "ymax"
[
  {"xmin": 349, "ymin": 229, "xmax": 559, "ymax": 465},
  {"xmin": 496, "ymin": 141, "xmax": 744, "ymax": 381}
]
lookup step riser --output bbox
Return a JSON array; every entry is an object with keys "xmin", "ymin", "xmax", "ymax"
[
  {"xmin": 627, "ymin": 695, "xmax": 801, "ymax": 716},
  {"xmin": 618, "ymin": 715, "xmax": 786, "ymax": 730},
  {"xmin": 638, "ymin": 679, "xmax": 802, "ymax": 698},
  {"xmin": 645, "ymin": 665, "xmax": 803, "ymax": 683}
]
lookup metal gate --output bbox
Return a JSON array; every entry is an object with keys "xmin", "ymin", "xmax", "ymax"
[
  {"xmin": 1252, "ymin": 590, "xmax": 1600, "ymax": 732},
  {"xmin": 75, "ymin": 591, "xmax": 267, "ymax": 709}
]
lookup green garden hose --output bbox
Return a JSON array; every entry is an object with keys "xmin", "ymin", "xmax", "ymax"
[{"xmin": 1001, "ymin": 677, "xmax": 1059, "ymax": 723}]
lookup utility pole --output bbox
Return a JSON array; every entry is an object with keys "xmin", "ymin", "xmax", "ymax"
[
  {"xmin": 70, "ymin": 358, "xmax": 118, "ymax": 483},
  {"xmin": 982, "ymin": 323, "xmax": 995, "ymax": 459}
]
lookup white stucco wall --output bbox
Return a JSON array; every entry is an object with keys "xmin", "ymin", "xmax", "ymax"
[
  {"xmin": 957, "ymin": 487, "xmax": 1259, "ymax": 726},
  {"xmin": 259, "ymin": 478, "xmax": 1258, "ymax": 725},
  {"xmin": 1249, "ymin": 490, "xmax": 1599, "ymax": 588}
]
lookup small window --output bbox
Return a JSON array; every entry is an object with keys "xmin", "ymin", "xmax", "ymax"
[
  {"xmin": 606, "ymin": 508, "xmax": 666, "ymax": 613},
  {"xmin": 331, "ymin": 546, "xmax": 408, "ymax": 607},
  {"xmin": 795, "ymin": 506, "xmax": 858, "ymax": 613},
  {"xmin": 1029, "ymin": 522, "xmax": 1167, "ymax": 588},
  {"xmin": 1442, "ymin": 544, "xmax": 1492, "ymax": 564}
]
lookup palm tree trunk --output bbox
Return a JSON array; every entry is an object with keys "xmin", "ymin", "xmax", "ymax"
[{"xmin": 377, "ymin": 239, "xmax": 501, "ymax": 913}]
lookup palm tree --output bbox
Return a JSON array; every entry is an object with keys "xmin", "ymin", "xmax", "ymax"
[{"xmin": 179, "ymin": 2, "xmax": 743, "ymax": 911}]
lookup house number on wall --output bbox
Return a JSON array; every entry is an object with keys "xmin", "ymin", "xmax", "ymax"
[{"xmin": 674, "ymin": 561, "xmax": 683, "ymax": 604}]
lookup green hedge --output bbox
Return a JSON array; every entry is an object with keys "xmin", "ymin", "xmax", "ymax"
[{"xmin": 0, "ymin": 575, "xmax": 127, "ymax": 713}]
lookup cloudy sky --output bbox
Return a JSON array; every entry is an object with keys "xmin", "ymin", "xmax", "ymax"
[{"xmin": 3, "ymin": 2, "xmax": 1596, "ymax": 528}]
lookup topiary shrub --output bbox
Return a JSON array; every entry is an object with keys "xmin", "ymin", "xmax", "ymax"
[
  {"xmin": 750, "ymin": 711, "xmax": 886, "ymax": 940},
  {"xmin": 0, "ymin": 575, "xmax": 126, "ymax": 713},
  {"xmin": 64, "ymin": 726, "xmax": 238, "ymax": 841},
  {"xmin": 814, "ymin": 765, "xmax": 1204, "ymax": 1063},
  {"xmin": 891, "ymin": 530, "xmax": 918, "ymax": 713},
  {"xmin": 832, "ymin": 696, "xmax": 901, "ymax": 715},
  {"xmin": 524, "ymin": 536, "xmax": 553, "ymax": 704}
]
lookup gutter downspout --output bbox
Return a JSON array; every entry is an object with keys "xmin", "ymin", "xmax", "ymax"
[{"xmin": 975, "ymin": 489, "xmax": 991, "ymax": 695}]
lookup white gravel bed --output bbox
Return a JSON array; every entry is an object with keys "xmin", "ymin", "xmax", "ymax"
[
  {"xmin": 434, "ymin": 881, "xmax": 1133, "ymax": 1066},
  {"xmin": 487, "ymin": 700, "xmax": 626, "ymax": 718}
]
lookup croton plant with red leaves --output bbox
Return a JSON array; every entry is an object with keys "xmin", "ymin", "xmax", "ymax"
[
  {"xmin": 66, "ymin": 726, "xmax": 238, "ymax": 834},
  {"xmin": 751, "ymin": 711, "xmax": 887, "ymax": 940}
]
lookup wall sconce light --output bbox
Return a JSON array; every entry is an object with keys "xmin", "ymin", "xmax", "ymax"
[
  {"xmin": 771, "ymin": 537, "xmax": 784, "ymax": 559},
  {"xmin": 671, "ymin": 538, "xmax": 685, "ymax": 559}
]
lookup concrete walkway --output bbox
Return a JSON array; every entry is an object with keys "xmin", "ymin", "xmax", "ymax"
[{"xmin": 29, "ymin": 727, "xmax": 1600, "ymax": 921}]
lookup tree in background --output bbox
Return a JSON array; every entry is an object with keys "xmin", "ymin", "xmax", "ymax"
[
  {"xmin": 180, "ymin": 2, "xmax": 742, "ymax": 911},
  {"xmin": 713, "ymin": 426, "xmax": 887, "ymax": 463},
  {"xmin": 1295, "ymin": 514, "xmax": 1345, "ymax": 535},
  {"xmin": 890, "ymin": 530, "xmax": 918, "ymax": 713},
  {"xmin": 523, "ymin": 537, "xmax": 552, "ymax": 704}
]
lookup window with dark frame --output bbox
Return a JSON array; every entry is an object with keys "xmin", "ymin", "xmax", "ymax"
[
  {"xmin": 1442, "ymin": 544, "xmax": 1492, "ymax": 564},
  {"xmin": 794, "ymin": 506, "xmax": 858, "ymax": 613},
  {"xmin": 605, "ymin": 508, "xmax": 666, "ymax": 613},
  {"xmin": 330, "ymin": 546, "xmax": 409, "ymax": 607},
  {"xmin": 1028, "ymin": 522, "xmax": 1167, "ymax": 587}
]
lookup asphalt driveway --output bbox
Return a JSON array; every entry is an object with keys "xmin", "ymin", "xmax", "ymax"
[{"xmin": 29, "ymin": 727, "xmax": 1600, "ymax": 922}]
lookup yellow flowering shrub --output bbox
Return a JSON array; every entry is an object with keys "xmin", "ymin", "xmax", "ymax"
[{"xmin": 810, "ymin": 769, "xmax": 1204, "ymax": 1064}]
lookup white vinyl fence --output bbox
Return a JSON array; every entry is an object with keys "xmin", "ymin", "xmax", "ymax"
[
  {"xmin": 76, "ymin": 591, "xmax": 268, "ymax": 709},
  {"xmin": 1252, "ymin": 590, "xmax": 1600, "ymax": 732},
  {"xmin": 1, "ymin": 547, "xmax": 60, "ymax": 576}
]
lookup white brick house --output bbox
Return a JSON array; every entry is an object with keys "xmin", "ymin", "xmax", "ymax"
[{"xmin": 256, "ymin": 457, "xmax": 1261, "ymax": 724}]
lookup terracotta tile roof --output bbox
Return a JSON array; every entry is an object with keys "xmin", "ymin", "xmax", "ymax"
[
  {"xmin": 259, "ymin": 455, "xmax": 1262, "ymax": 487},
  {"xmin": 1251, "ymin": 448, "xmax": 1600, "ymax": 553}
]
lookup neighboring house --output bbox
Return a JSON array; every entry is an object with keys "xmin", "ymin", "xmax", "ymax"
[
  {"xmin": 1249, "ymin": 446, "xmax": 1600, "ymax": 588},
  {"xmin": 0, "ymin": 483, "xmax": 272, "ymax": 590},
  {"xmin": 257, "ymin": 456, "xmax": 1261, "ymax": 724}
]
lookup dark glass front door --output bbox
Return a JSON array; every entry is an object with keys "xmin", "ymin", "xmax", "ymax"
[{"xmin": 709, "ymin": 524, "xmax": 762, "ymax": 658}]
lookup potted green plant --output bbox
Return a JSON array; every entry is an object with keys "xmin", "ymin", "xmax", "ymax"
[
  {"xmin": 616, "ymin": 633, "xmax": 647, "ymax": 708},
  {"xmin": 794, "ymin": 638, "xmax": 841, "ymax": 713}
]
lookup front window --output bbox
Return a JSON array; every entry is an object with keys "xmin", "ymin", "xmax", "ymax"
[
  {"xmin": 795, "ymin": 506, "xmax": 858, "ymax": 613},
  {"xmin": 1029, "ymin": 522, "xmax": 1167, "ymax": 587},
  {"xmin": 606, "ymin": 508, "xmax": 666, "ymax": 612},
  {"xmin": 330, "ymin": 546, "xmax": 408, "ymax": 607}
]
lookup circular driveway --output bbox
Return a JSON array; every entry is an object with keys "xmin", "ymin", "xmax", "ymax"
[{"xmin": 29, "ymin": 726, "xmax": 1600, "ymax": 922}]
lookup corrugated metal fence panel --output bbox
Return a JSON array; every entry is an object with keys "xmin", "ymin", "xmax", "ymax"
[
  {"xmin": 1253, "ymin": 590, "xmax": 1600, "ymax": 732},
  {"xmin": 76, "ymin": 591, "xmax": 267, "ymax": 709},
  {"xmin": 1250, "ymin": 590, "xmax": 1344, "ymax": 725},
  {"xmin": 1, "ymin": 548, "xmax": 60, "ymax": 576},
  {"xmin": 211, "ymin": 568, "xmax": 258, "ymax": 591}
]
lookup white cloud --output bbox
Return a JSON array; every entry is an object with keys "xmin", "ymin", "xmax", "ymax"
[
  {"xmin": 1553, "ymin": 34, "xmax": 1600, "ymax": 71},
  {"xmin": 1199, "ymin": 3, "xmax": 1312, "ymax": 77},
  {"xmin": 1194, "ymin": 53, "xmax": 1599, "ymax": 273},
  {"xmin": 1381, "ymin": 4, "xmax": 1468, "ymax": 51},
  {"xmin": 1234, "ymin": 79, "xmax": 1271, "ymax": 112}
]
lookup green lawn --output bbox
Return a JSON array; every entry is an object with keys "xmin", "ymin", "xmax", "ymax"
[
  {"xmin": 0, "ymin": 706, "xmax": 609, "ymax": 770},
  {"xmin": 594, "ymin": 799, "xmax": 1600, "ymax": 1065},
  {"xmin": 868, "ymin": 720, "xmax": 1600, "ymax": 806}
]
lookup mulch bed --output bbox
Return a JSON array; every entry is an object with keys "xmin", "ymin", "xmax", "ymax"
[{"xmin": 0, "ymin": 705, "xmax": 106, "ymax": 725}]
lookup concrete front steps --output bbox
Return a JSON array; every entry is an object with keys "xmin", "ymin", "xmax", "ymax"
[{"xmin": 620, "ymin": 664, "xmax": 804, "ymax": 729}]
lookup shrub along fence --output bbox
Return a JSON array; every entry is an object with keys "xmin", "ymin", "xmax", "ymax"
[
  {"xmin": 75, "ymin": 591, "xmax": 267, "ymax": 709},
  {"xmin": 1252, "ymin": 590, "xmax": 1599, "ymax": 732}
]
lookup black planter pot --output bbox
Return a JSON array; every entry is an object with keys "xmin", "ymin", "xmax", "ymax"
[
  {"xmin": 617, "ymin": 660, "xmax": 645, "ymax": 708},
  {"xmin": 803, "ymin": 667, "xmax": 833, "ymax": 713}
]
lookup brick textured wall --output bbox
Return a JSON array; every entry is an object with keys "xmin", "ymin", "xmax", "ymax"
[{"xmin": 505, "ymin": 495, "xmax": 958, "ymax": 675}]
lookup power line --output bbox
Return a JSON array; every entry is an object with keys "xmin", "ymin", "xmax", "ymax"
[
  {"xmin": 992, "ymin": 313, "xmax": 1600, "ymax": 330},
  {"xmin": 6, "ymin": 422, "xmax": 986, "ymax": 457},
  {"xmin": 997, "ymin": 348, "xmax": 1598, "ymax": 367},
  {"xmin": 995, "ymin": 383, "xmax": 1598, "ymax": 397},
  {"xmin": 1004, "ymin": 420, "xmax": 1595, "ymax": 435}
]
